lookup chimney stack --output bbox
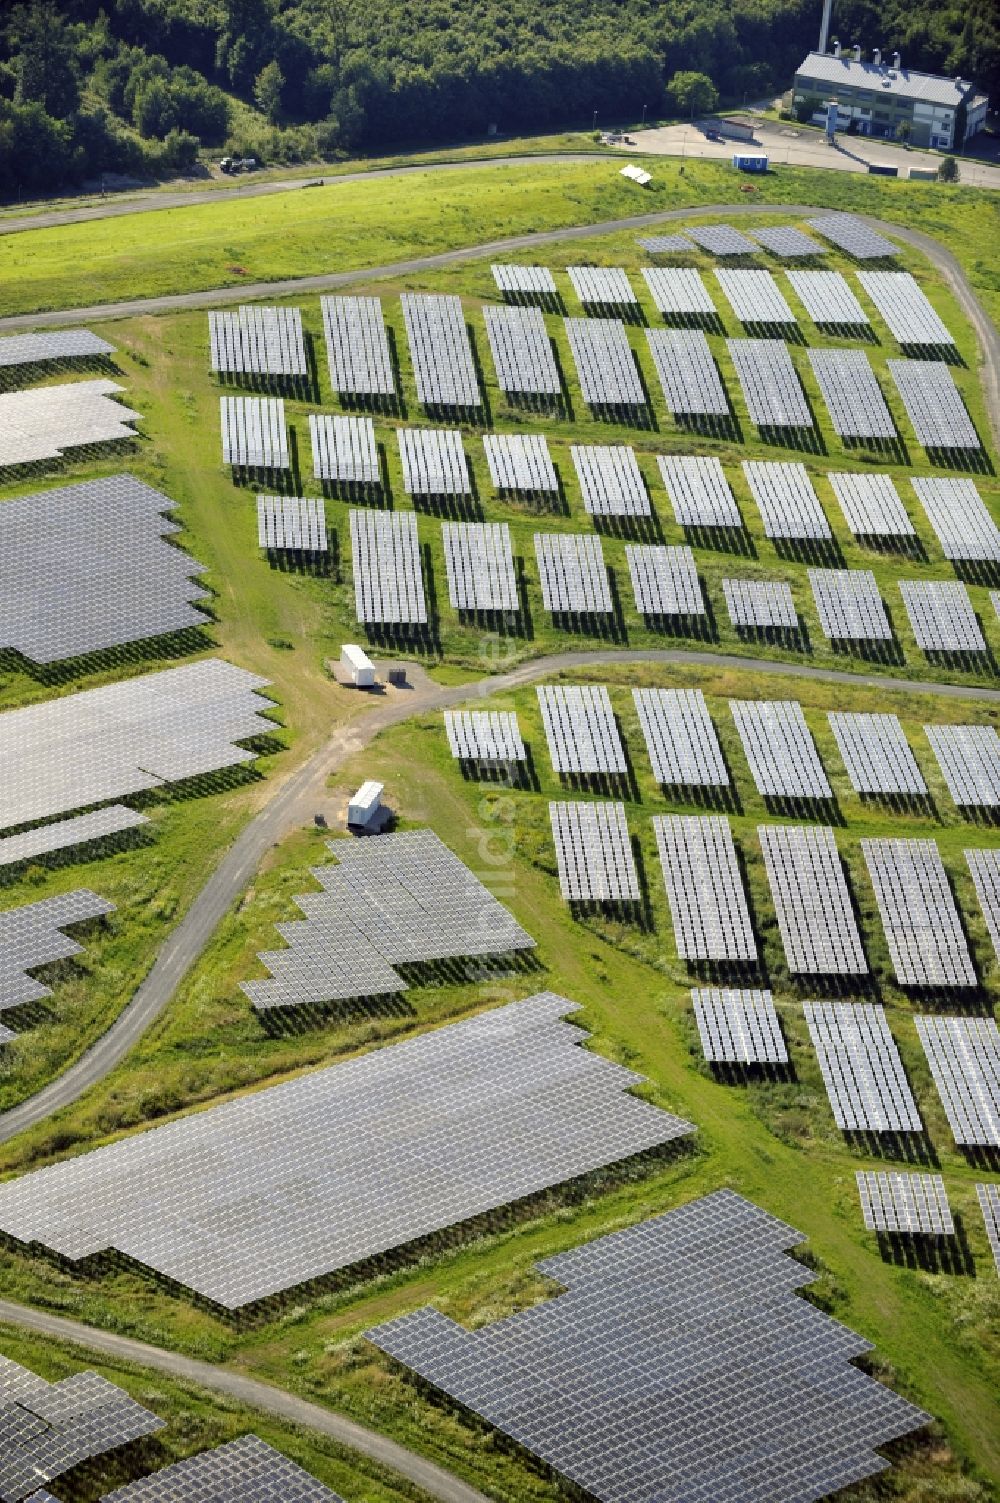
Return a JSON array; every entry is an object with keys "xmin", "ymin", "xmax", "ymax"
[
  {"xmin": 853, "ymin": 43, "xmax": 862, "ymax": 62},
  {"xmin": 873, "ymin": 47, "xmax": 881, "ymax": 66},
  {"xmin": 892, "ymin": 51, "xmax": 901, "ymax": 69},
  {"xmin": 833, "ymin": 39, "xmax": 841, "ymax": 57}
]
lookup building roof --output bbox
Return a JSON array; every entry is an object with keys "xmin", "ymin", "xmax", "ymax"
[{"xmin": 795, "ymin": 51, "xmax": 979, "ymax": 109}]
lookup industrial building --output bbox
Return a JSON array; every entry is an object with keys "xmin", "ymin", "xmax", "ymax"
[{"xmin": 792, "ymin": 46, "xmax": 988, "ymax": 149}]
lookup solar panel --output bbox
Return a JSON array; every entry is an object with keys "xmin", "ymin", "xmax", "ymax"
[
  {"xmin": 911, "ymin": 478, "xmax": 1000, "ymax": 562},
  {"xmin": 861, "ymin": 838, "xmax": 976, "ymax": 988},
  {"xmin": 827, "ymin": 713, "xmax": 926, "ymax": 796},
  {"xmin": 692, "ymin": 988, "xmax": 786, "ymax": 1063},
  {"xmin": 567, "ymin": 266, "xmax": 638, "ymax": 309},
  {"xmin": 899, "ymin": 580, "xmax": 985, "ymax": 653},
  {"xmin": 564, "ymin": 318, "xmax": 645, "ymax": 409},
  {"xmin": 401, "ymin": 293, "xmax": 481, "ymax": 411},
  {"xmin": 444, "ymin": 710, "xmax": 526, "ymax": 764},
  {"xmin": 806, "ymin": 349, "xmax": 896, "ymax": 439},
  {"xmin": 857, "ymin": 1172, "xmax": 953, "ymax": 1235},
  {"xmin": 99, "ymin": 1435, "xmax": 346, "ymax": 1503},
  {"xmin": 743, "ymin": 462, "xmax": 830, "ymax": 539},
  {"xmin": 749, "ymin": 225, "xmax": 826, "ymax": 258},
  {"xmin": 888, "ymin": 360, "xmax": 980, "ymax": 450},
  {"xmin": 308, "ymin": 414, "xmax": 379, "ymax": 485},
  {"xmin": 965, "ymin": 847, "xmax": 1000, "ymax": 959},
  {"xmin": 632, "ymin": 687, "xmax": 728, "ymax": 787},
  {"xmin": 728, "ymin": 340, "xmax": 813, "ymax": 428},
  {"xmin": 0, "ymin": 891, "xmax": 115, "ymax": 1039},
  {"xmin": 626, "ymin": 545, "xmax": 704, "ymax": 617},
  {"xmin": 653, "ymin": 814, "xmax": 757, "ymax": 961},
  {"xmin": 257, "ymin": 496, "xmax": 327, "ymax": 552},
  {"xmin": 549, "ymin": 801, "xmax": 640, "ymax": 901},
  {"xmin": 723, "ymin": 578, "xmax": 798, "ymax": 630},
  {"xmin": 686, "ymin": 223, "xmax": 757, "ymax": 255},
  {"xmin": 640, "ymin": 268, "xmax": 716, "ymax": 317},
  {"xmin": 0, "ymin": 328, "xmax": 115, "ymax": 369},
  {"xmin": 977, "ymin": 1183, "xmax": 1000, "ymax": 1273},
  {"xmin": 572, "ymin": 444, "xmax": 650, "ymax": 516},
  {"xmin": 0, "ymin": 475, "xmax": 210, "ymax": 664},
  {"xmin": 714, "ymin": 269, "xmax": 797, "ymax": 327},
  {"xmin": 637, "ymin": 234, "xmax": 696, "ymax": 253},
  {"xmin": 220, "ymin": 396, "xmax": 289, "ymax": 469},
  {"xmin": 0, "ymin": 381, "xmax": 143, "ymax": 468},
  {"xmin": 350, "ymin": 510, "xmax": 427, "ymax": 624},
  {"xmin": 534, "ymin": 532, "xmax": 612, "ymax": 614},
  {"xmin": 367, "ymin": 1188, "xmax": 929, "ymax": 1503},
  {"xmin": 808, "ymin": 569, "xmax": 892, "ymax": 640},
  {"xmin": 537, "ymin": 685, "xmax": 626, "ymax": 774},
  {"xmin": 924, "ymin": 724, "xmax": 1000, "ymax": 808},
  {"xmin": 915, "ymin": 1015, "xmax": 999, "ymax": 1146},
  {"xmin": 483, "ymin": 433, "xmax": 558, "ymax": 495},
  {"xmin": 0, "ymin": 806, "xmax": 149, "ymax": 871},
  {"xmin": 443, "ymin": 522, "xmax": 518, "ymax": 612},
  {"xmin": 644, "ymin": 330, "xmax": 730, "ymax": 417},
  {"xmin": 731, "ymin": 701, "xmax": 831, "ymax": 799},
  {"xmin": 208, "ymin": 306, "xmax": 306, "ymax": 378},
  {"xmin": 804, "ymin": 1001, "xmax": 922, "ymax": 1132},
  {"xmin": 320, "ymin": 295, "xmax": 396, "ymax": 397},
  {"xmin": 759, "ymin": 824, "xmax": 867, "ymax": 975},
  {"xmin": 856, "ymin": 272, "xmax": 955, "ymax": 349},
  {"xmin": 658, "ymin": 455, "xmax": 742, "ymax": 529},
  {"xmin": 827, "ymin": 472, "xmax": 914, "ymax": 539},
  {"xmin": 807, "ymin": 214, "xmax": 898, "ymax": 259},
  {"xmin": 397, "ymin": 427, "xmax": 471, "ymax": 496},
  {"xmin": 491, "ymin": 265, "xmax": 557, "ymax": 297},
  {"xmin": 0, "ymin": 993, "xmax": 691, "ymax": 1309},
  {"xmin": 786, "ymin": 271, "xmax": 870, "ymax": 328},
  {"xmin": 482, "ymin": 305, "xmax": 562, "ymax": 397}
]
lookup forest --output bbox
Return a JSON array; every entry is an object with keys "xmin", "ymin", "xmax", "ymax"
[{"xmin": 0, "ymin": 0, "xmax": 997, "ymax": 198}]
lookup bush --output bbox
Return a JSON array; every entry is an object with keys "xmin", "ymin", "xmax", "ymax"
[{"xmin": 937, "ymin": 154, "xmax": 959, "ymax": 182}]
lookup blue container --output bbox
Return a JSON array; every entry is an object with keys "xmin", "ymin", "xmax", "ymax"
[{"xmin": 733, "ymin": 153, "xmax": 769, "ymax": 172}]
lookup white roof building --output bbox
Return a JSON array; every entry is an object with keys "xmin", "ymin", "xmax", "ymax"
[{"xmin": 793, "ymin": 49, "xmax": 987, "ymax": 147}]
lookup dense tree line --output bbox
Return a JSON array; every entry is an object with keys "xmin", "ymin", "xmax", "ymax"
[{"xmin": 1, "ymin": 0, "xmax": 996, "ymax": 198}]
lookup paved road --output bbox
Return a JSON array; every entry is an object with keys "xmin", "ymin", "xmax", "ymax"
[{"xmin": 0, "ymin": 1298, "xmax": 490, "ymax": 1503}]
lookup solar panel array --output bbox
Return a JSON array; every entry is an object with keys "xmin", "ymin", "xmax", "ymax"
[
  {"xmin": 828, "ymin": 472, "xmax": 914, "ymax": 539},
  {"xmin": 401, "ymin": 293, "xmax": 481, "ymax": 410},
  {"xmin": 350, "ymin": 509, "xmax": 427, "ymax": 624},
  {"xmin": 653, "ymin": 814, "xmax": 757, "ymax": 962},
  {"xmin": 977, "ymin": 1183, "xmax": 1000, "ymax": 1273},
  {"xmin": 534, "ymin": 532, "xmax": 612, "ymax": 614},
  {"xmin": 99, "ymin": 1436, "xmax": 346, "ymax": 1503},
  {"xmin": 572, "ymin": 444, "xmax": 649, "ymax": 516},
  {"xmin": 806, "ymin": 349, "xmax": 897, "ymax": 439},
  {"xmin": 723, "ymin": 577, "xmax": 798, "ymax": 629},
  {"xmin": 786, "ymin": 271, "xmax": 870, "ymax": 328},
  {"xmin": 731, "ymin": 700, "xmax": 831, "ymax": 799},
  {"xmin": 0, "ymin": 806, "xmax": 149, "ymax": 871},
  {"xmin": 0, "ymin": 328, "xmax": 115, "ymax": 369},
  {"xmin": 804, "ymin": 1002, "xmax": 922, "ymax": 1133},
  {"xmin": 444, "ymin": 710, "xmax": 526, "ymax": 764},
  {"xmin": 243, "ymin": 830, "xmax": 533, "ymax": 1013},
  {"xmin": 912, "ymin": 478, "xmax": 1000, "ymax": 562},
  {"xmin": 640, "ymin": 268, "xmax": 715, "ymax": 316},
  {"xmin": 856, "ymin": 272, "xmax": 955, "ymax": 348},
  {"xmin": 0, "ymin": 659, "xmax": 273, "ymax": 835},
  {"xmin": 861, "ymin": 838, "xmax": 976, "ymax": 988},
  {"xmin": 0, "ymin": 475, "xmax": 209, "ymax": 665},
  {"xmin": 257, "ymin": 496, "xmax": 327, "ymax": 552},
  {"xmin": 728, "ymin": 340, "xmax": 813, "ymax": 428},
  {"xmin": 759, "ymin": 824, "xmax": 867, "ymax": 975},
  {"xmin": 564, "ymin": 318, "xmax": 645, "ymax": 408},
  {"xmin": 443, "ymin": 522, "xmax": 518, "ymax": 611},
  {"xmin": 827, "ymin": 713, "xmax": 926, "ymax": 796},
  {"xmin": 888, "ymin": 360, "xmax": 980, "ymax": 450},
  {"xmin": 645, "ymin": 330, "xmax": 730, "ymax": 417},
  {"xmin": 368, "ymin": 1188, "xmax": 929, "ymax": 1503},
  {"xmin": 637, "ymin": 233, "xmax": 695, "ymax": 253},
  {"xmin": 0, "ymin": 993, "xmax": 692, "ymax": 1309},
  {"xmin": 692, "ymin": 988, "xmax": 786, "ymax": 1063},
  {"xmin": 714, "ymin": 269, "xmax": 797, "ymax": 327},
  {"xmin": 220, "ymin": 396, "xmax": 289, "ymax": 469},
  {"xmin": 0, "ymin": 380, "xmax": 143, "ymax": 467},
  {"xmin": 483, "ymin": 304, "xmax": 562, "ymax": 397},
  {"xmin": 567, "ymin": 266, "xmax": 637, "ymax": 308},
  {"xmin": 915, "ymin": 1015, "xmax": 999, "ymax": 1147},
  {"xmin": 809, "ymin": 569, "xmax": 892, "ymax": 641},
  {"xmin": 626, "ymin": 544, "xmax": 704, "ymax": 617},
  {"xmin": 924, "ymin": 724, "xmax": 1000, "ymax": 807},
  {"xmin": 965, "ymin": 847, "xmax": 1000, "ymax": 959},
  {"xmin": 807, "ymin": 214, "xmax": 898, "ymax": 259},
  {"xmin": 686, "ymin": 223, "xmax": 757, "ymax": 256},
  {"xmin": 537, "ymin": 684, "xmax": 626, "ymax": 774},
  {"xmin": 632, "ymin": 687, "xmax": 728, "ymax": 787},
  {"xmin": 397, "ymin": 427, "xmax": 471, "ymax": 496},
  {"xmin": 308, "ymin": 413, "xmax": 379, "ymax": 484},
  {"xmin": 743, "ymin": 461, "xmax": 830, "ymax": 539},
  {"xmin": 483, "ymin": 432, "xmax": 558, "ymax": 494},
  {"xmin": 749, "ymin": 225, "xmax": 826, "ymax": 258},
  {"xmin": 0, "ymin": 1355, "xmax": 164, "ymax": 1503},
  {"xmin": 549, "ymin": 801, "xmax": 640, "ymax": 901},
  {"xmin": 0, "ymin": 891, "xmax": 114, "ymax": 1040},
  {"xmin": 899, "ymin": 580, "xmax": 985, "ymax": 653},
  {"xmin": 658, "ymin": 454, "xmax": 742, "ymax": 528},
  {"xmin": 320, "ymin": 296, "xmax": 395, "ymax": 397},
  {"xmin": 857, "ymin": 1172, "xmax": 953, "ymax": 1235},
  {"xmin": 491, "ymin": 264, "xmax": 557, "ymax": 297},
  {"xmin": 208, "ymin": 306, "xmax": 306, "ymax": 378}
]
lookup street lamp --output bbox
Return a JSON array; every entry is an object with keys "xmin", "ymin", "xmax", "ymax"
[
  {"xmin": 593, "ymin": 109, "xmax": 598, "ymax": 131},
  {"xmin": 641, "ymin": 103, "xmax": 647, "ymax": 128}
]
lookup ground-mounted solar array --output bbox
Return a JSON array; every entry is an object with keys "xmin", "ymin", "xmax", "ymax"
[
  {"xmin": 924, "ymin": 723, "xmax": 1000, "ymax": 808},
  {"xmin": 208, "ymin": 305, "xmax": 307, "ymax": 379},
  {"xmin": 730, "ymin": 699, "xmax": 831, "ymax": 799},
  {"xmin": 727, "ymin": 340, "xmax": 812, "ymax": 430},
  {"xmin": 564, "ymin": 317, "xmax": 645, "ymax": 410},
  {"xmin": 657, "ymin": 454, "xmax": 742, "ymax": 529},
  {"xmin": 862, "ymin": 839, "xmax": 977, "ymax": 988},
  {"xmin": 398, "ymin": 427, "xmax": 471, "ymax": 497},
  {"xmin": 549, "ymin": 801, "xmax": 640, "ymax": 902},
  {"xmin": 692, "ymin": 988, "xmax": 787, "ymax": 1063},
  {"xmin": 827, "ymin": 471, "xmax": 915, "ymax": 539},
  {"xmin": 483, "ymin": 432, "xmax": 558, "ymax": 495},
  {"xmin": 626, "ymin": 544, "xmax": 704, "ymax": 617},
  {"xmin": 857, "ymin": 1172, "xmax": 954, "ymax": 1236},
  {"xmin": 911, "ymin": 478, "xmax": 1000, "ymax": 562},
  {"xmin": 809, "ymin": 569, "xmax": 892, "ymax": 641},
  {"xmin": 491, "ymin": 264, "xmax": 558, "ymax": 298},
  {"xmin": 0, "ymin": 806, "xmax": 149, "ymax": 872},
  {"xmin": 759, "ymin": 824, "xmax": 867, "ymax": 975},
  {"xmin": 0, "ymin": 1353, "xmax": 164, "ymax": 1503},
  {"xmin": 899, "ymin": 580, "xmax": 986, "ymax": 654},
  {"xmin": 309, "ymin": 413, "xmax": 380, "ymax": 485},
  {"xmin": 978, "ymin": 1183, "xmax": 1000, "ymax": 1274},
  {"xmin": 0, "ymin": 891, "xmax": 114, "ymax": 1041},
  {"xmin": 98, "ymin": 1436, "xmax": 346, "ymax": 1503},
  {"xmin": 804, "ymin": 1002, "xmax": 922, "ymax": 1133},
  {"xmin": 644, "ymin": 330, "xmax": 730, "ymax": 417},
  {"xmin": 827, "ymin": 712, "xmax": 926, "ymax": 796},
  {"xmin": 686, "ymin": 223, "xmax": 757, "ymax": 256},
  {"xmin": 401, "ymin": 293, "xmax": 481, "ymax": 411},
  {"xmin": 856, "ymin": 272, "xmax": 955, "ymax": 350},
  {"xmin": 483, "ymin": 304, "xmax": 562, "ymax": 398},
  {"xmin": 571, "ymin": 443, "xmax": 650, "ymax": 517},
  {"xmin": 257, "ymin": 495, "xmax": 328, "ymax": 552},
  {"xmin": 915, "ymin": 1016, "xmax": 1000, "ymax": 1147},
  {"xmin": 0, "ymin": 475, "xmax": 209, "ymax": 664},
  {"xmin": 350, "ymin": 509, "xmax": 427, "ymax": 624},
  {"xmin": 0, "ymin": 328, "xmax": 115, "ymax": 370},
  {"xmin": 443, "ymin": 521, "xmax": 518, "ymax": 611},
  {"xmin": 807, "ymin": 214, "xmax": 898, "ymax": 260},
  {"xmin": 723, "ymin": 577, "xmax": 798, "ymax": 629},
  {"xmin": 653, "ymin": 814, "xmax": 756, "ymax": 962},
  {"xmin": 242, "ymin": 829, "xmax": 534, "ymax": 1011},
  {"xmin": 0, "ymin": 993, "xmax": 693, "ymax": 1309},
  {"xmin": 714, "ymin": 269, "xmax": 797, "ymax": 328},
  {"xmin": 965, "ymin": 848, "xmax": 1000, "ymax": 959},
  {"xmin": 444, "ymin": 710, "xmax": 526, "ymax": 765},
  {"xmin": 749, "ymin": 225, "xmax": 826, "ymax": 258},
  {"xmin": 888, "ymin": 360, "xmax": 980, "ymax": 451},
  {"xmin": 537, "ymin": 684, "xmax": 626, "ymax": 774},
  {"xmin": 631, "ymin": 687, "xmax": 728, "ymax": 787},
  {"xmin": 368, "ymin": 1189, "xmax": 929, "ymax": 1503},
  {"xmin": 640, "ymin": 267, "xmax": 715, "ymax": 318},
  {"xmin": 220, "ymin": 395, "xmax": 289, "ymax": 470},
  {"xmin": 0, "ymin": 381, "xmax": 142, "ymax": 467},
  {"xmin": 533, "ymin": 531, "xmax": 612, "ymax": 614},
  {"xmin": 320, "ymin": 295, "xmax": 396, "ymax": 398},
  {"xmin": 567, "ymin": 265, "xmax": 637, "ymax": 310},
  {"xmin": 743, "ymin": 461, "xmax": 830, "ymax": 540},
  {"xmin": 786, "ymin": 270, "xmax": 870, "ymax": 329},
  {"xmin": 636, "ymin": 233, "xmax": 695, "ymax": 254},
  {"xmin": 807, "ymin": 349, "xmax": 897, "ymax": 440}
]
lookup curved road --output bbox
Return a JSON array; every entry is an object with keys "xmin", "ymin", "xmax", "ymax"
[{"xmin": 0, "ymin": 1298, "xmax": 491, "ymax": 1503}]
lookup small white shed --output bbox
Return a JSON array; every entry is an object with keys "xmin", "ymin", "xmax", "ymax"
[
  {"xmin": 348, "ymin": 780, "xmax": 384, "ymax": 829},
  {"xmin": 340, "ymin": 643, "xmax": 375, "ymax": 687}
]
